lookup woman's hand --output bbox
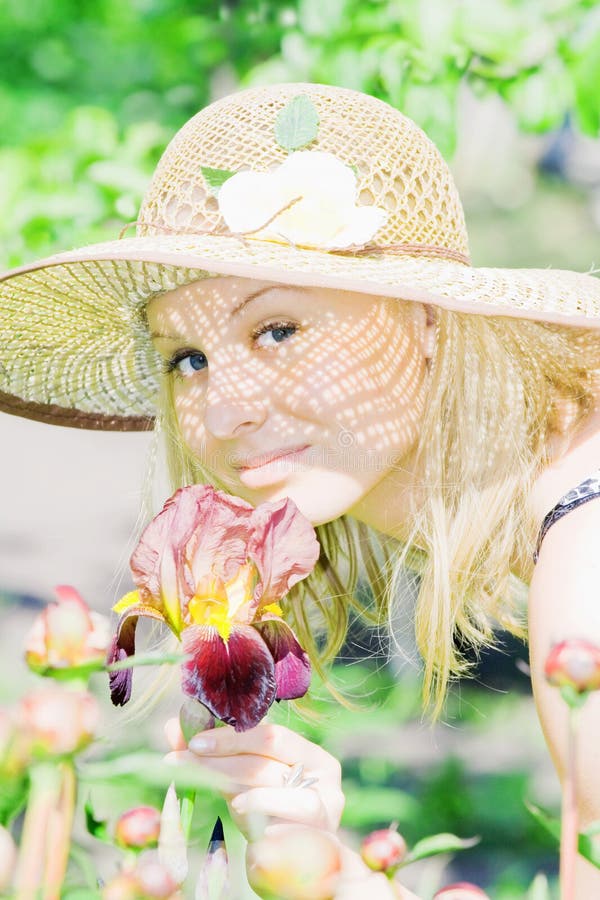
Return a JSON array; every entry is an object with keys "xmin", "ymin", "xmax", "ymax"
[{"xmin": 164, "ymin": 719, "xmax": 345, "ymax": 840}]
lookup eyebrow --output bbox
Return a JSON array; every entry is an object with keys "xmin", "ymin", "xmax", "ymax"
[{"xmin": 150, "ymin": 284, "xmax": 304, "ymax": 342}]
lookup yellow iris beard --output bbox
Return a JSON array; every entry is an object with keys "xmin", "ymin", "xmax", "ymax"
[
  {"xmin": 187, "ymin": 598, "xmax": 283, "ymax": 642},
  {"xmin": 188, "ymin": 597, "xmax": 232, "ymax": 642},
  {"xmin": 112, "ymin": 590, "xmax": 140, "ymax": 614},
  {"xmin": 261, "ymin": 602, "xmax": 283, "ymax": 617}
]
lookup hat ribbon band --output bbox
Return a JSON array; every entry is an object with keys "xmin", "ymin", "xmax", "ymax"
[{"xmin": 119, "ymin": 220, "xmax": 471, "ymax": 267}]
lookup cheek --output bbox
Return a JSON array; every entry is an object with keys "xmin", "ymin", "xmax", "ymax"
[
  {"xmin": 172, "ymin": 381, "xmax": 207, "ymax": 448},
  {"xmin": 291, "ymin": 325, "xmax": 426, "ymax": 429}
]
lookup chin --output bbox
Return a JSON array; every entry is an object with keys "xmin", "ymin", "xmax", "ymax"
[{"xmin": 241, "ymin": 469, "xmax": 377, "ymax": 527}]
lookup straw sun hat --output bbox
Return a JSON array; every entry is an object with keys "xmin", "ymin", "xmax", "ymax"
[{"xmin": 2, "ymin": 82, "xmax": 600, "ymax": 431}]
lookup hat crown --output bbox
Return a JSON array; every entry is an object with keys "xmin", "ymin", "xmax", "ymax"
[{"xmin": 138, "ymin": 82, "xmax": 469, "ymax": 257}]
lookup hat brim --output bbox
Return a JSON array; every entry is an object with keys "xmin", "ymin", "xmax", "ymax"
[{"xmin": 2, "ymin": 232, "xmax": 600, "ymax": 430}]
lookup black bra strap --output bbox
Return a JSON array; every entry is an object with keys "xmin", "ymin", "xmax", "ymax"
[{"xmin": 533, "ymin": 470, "xmax": 600, "ymax": 563}]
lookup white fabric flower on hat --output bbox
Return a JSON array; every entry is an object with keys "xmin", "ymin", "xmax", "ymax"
[{"xmin": 217, "ymin": 151, "xmax": 388, "ymax": 250}]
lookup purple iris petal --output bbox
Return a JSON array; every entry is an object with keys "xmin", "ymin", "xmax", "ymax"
[
  {"xmin": 181, "ymin": 625, "xmax": 277, "ymax": 732},
  {"xmin": 107, "ymin": 605, "xmax": 165, "ymax": 706},
  {"xmin": 107, "ymin": 616, "xmax": 138, "ymax": 707},
  {"xmin": 254, "ymin": 619, "xmax": 311, "ymax": 700}
]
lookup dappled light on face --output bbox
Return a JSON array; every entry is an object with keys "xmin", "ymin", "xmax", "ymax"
[{"xmin": 146, "ymin": 276, "xmax": 430, "ymax": 524}]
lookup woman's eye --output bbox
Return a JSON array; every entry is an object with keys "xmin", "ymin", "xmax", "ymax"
[
  {"xmin": 253, "ymin": 322, "xmax": 297, "ymax": 348},
  {"xmin": 168, "ymin": 351, "xmax": 207, "ymax": 376},
  {"xmin": 165, "ymin": 323, "xmax": 297, "ymax": 376}
]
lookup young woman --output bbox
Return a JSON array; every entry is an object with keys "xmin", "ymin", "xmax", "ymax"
[{"xmin": 2, "ymin": 83, "xmax": 600, "ymax": 897}]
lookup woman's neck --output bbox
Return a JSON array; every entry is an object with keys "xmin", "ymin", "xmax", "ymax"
[{"xmin": 346, "ymin": 446, "xmax": 422, "ymax": 542}]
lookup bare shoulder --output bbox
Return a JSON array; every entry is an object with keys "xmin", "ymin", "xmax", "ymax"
[
  {"xmin": 529, "ymin": 405, "xmax": 600, "ymax": 523},
  {"xmin": 528, "ymin": 405, "xmax": 600, "ymax": 634}
]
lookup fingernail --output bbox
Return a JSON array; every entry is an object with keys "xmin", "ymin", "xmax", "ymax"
[{"xmin": 189, "ymin": 735, "xmax": 217, "ymax": 753}]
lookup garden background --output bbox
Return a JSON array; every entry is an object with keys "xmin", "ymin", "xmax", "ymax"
[{"xmin": 2, "ymin": 0, "xmax": 600, "ymax": 896}]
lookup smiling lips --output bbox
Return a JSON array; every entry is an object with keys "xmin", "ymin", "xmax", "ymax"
[{"xmin": 236, "ymin": 445, "xmax": 311, "ymax": 471}]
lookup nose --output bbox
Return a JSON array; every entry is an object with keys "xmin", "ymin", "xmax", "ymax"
[
  {"xmin": 204, "ymin": 402, "xmax": 267, "ymax": 440},
  {"xmin": 203, "ymin": 388, "xmax": 267, "ymax": 441}
]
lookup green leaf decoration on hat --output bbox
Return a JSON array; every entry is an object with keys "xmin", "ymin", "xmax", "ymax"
[
  {"xmin": 275, "ymin": 95, "xmax": 320, "ymax": 152},
  {"xmin": 201, "ymin": 166, "xmax": 236, "ymax": 195}
]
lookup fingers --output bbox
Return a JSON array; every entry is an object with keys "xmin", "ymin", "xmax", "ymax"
[
  {"xmin": 164, "ymin": 717, "xmax": 186, "ymax": 751},
  {"xmin": 164, "ymin": 749, "xmax": 289, "ymax": 790},
  {"xmin": 232, "ymin": 782, "xmax": 344, "ymax": 834},
  {"xmin": 229, "ymin": 786, "xmax": 327, "ymax": 834},
  {"xmin": 188, "ymin": 722, "xmax": 341, "ymax": 778}
]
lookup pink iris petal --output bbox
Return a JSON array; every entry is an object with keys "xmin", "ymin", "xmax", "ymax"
[
  {"xmin": 186, "ymin": 488, "xmax": 255, "ymax": 586},
  {"xmin": 248, "ymin": 498, "xmax": 321, "ymax": 609},
  {"xmin": 181, "ymin": 625, "xmax": 277, "ymax": 732},
  {"xmin": 253, "ymin": 619, "xmax": 311, "ymax": 700},
  {"xmin": 107, "ymin": 605, "xmax": 165, "ymax": 706},
  {"xmin": 131, "ymin": 487, "xmax": 256, "ymax": 625}
]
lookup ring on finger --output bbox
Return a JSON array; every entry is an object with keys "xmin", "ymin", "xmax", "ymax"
[{"xmin": 282, "ymin": 762, "xmax": 319, "ymax": 789}]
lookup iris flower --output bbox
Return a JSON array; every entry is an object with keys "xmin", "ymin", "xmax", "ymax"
[{"xmin": 108, "ymin": 486, "xmax": 320, "ymax": 731}]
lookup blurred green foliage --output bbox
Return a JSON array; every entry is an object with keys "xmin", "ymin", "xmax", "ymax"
[{"xmin": 2, "ymin": 0, "xmax": 600, "ymax": 268}]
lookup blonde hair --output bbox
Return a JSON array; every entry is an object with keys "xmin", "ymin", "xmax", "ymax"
[{"xmin": 154, "ymin": 304, "xmax": 600, "ymax": 719}]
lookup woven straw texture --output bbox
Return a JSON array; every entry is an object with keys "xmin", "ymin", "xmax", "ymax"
[
  {"xmin": 2, "ymin": 82, "xmax": 600, "ymax": 431},
  {"xmin": 137, "ymin": 83, "xmax": 469, "ymax": 256}
]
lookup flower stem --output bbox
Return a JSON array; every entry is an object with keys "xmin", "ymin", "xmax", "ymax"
[
  {"xmin": 560, "ymin": 706, "xmax": 579, "ymax": 900},
  {"xmin": 14, "ymin": 762, "xmax": 62, "ymax": 900},
  {"xmin": 42, "ymin": 761, "xmax": 76, "ymax": 900}
]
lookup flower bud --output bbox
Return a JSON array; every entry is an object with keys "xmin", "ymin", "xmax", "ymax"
[
  {"xmin": 195, "ymin": 817, "xmax": 228, "ymax": 900},
  {"xmin": 246, "ymin": 825, "xmax": 342, "ymax": 900},
  {"xmin": 0, "ymin": 825, "xmax": 17, "ymax": 894},
  {"xmin": 179, "ymin": 699, "xmax": 215, "ymax": 745},
  {"xmin": 18, "ymin": 686, "xmax": 99, "ymax": 756},
  {"xmin": 158, "ymin": 784, "xmax": 188, "ymax": 885},
  {"xmin": 360, "ymin": 827, "xmax": 407, "ymax": 872},
  {"xmin": 115, "ymin": 807, "xmax": 161, "ymax": 850},
  {"xmin": 136, "ymin": 861, "xmax": 181, "ymax": 898},
  {"xmin": 25, "ymin": 585, "xmax": 109, "ymax": 674},
  {"xmin": 434, "ymin": 884, "xmax": 490, "ymax": 899},
  {"xmin": 102, "ymin": 863, "xmax": 181, "ymax": 900},
  {"xmin": 544, "ymin": 639, "xmax": 600, "ymax": 693},
  {"xmin": 102, "ymin": 872, "xmax": 142, "ymax": 900}
]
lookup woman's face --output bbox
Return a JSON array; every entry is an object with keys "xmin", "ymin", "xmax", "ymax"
[{"xmin": 147, "ymin": 276, "xmax": 432, "ymax": 527}]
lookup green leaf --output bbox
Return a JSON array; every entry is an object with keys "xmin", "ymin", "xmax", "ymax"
[
  {"xmin": 560, "ymin": 684, "xmax": 590, "ymax": 710},
  {"xmin": 275, "ymin": 95, "xmax": 319, "ymax": 152},
  {"xmin": 84, "ymin": 796, "xmax": 110, "ymax": 843},
  {"xmin": 200, "ymin": 166, "xmax": 236, "ymax": 195},
  {"xmin": 527, "ymin": 804, "xmax": 600, "ymax": 868},
  {"xmin": 578, "ymin": 819, "xmax": 600, "ymax": 868},
  {"xmin": 0, "ymin": 773, "xmax": 28, "ymax": 827},
  {"xmin": 402, "ymin": 832, "xmax": 480, "ymax": 865},
  {"xmin": 106, "ymin": 650, "xmax": 189, "ymax": 673},
  {"xmin": 79, "ymin": 752, "xmax": 226, "ymax": 792},
  {"xmin": 28, "ymin": 659, "xmax": 105, "ymax": 681},
  {"xmin": 180, "ymin": 791, "xmax": 196, "ymax": 841},
  {"xmin": 28, "ymin": 649, "xmax": 187, "ymax": 682},
  {"xmin": 525, "ymin": 800, "xmax": 561, "ymax": 842}
]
